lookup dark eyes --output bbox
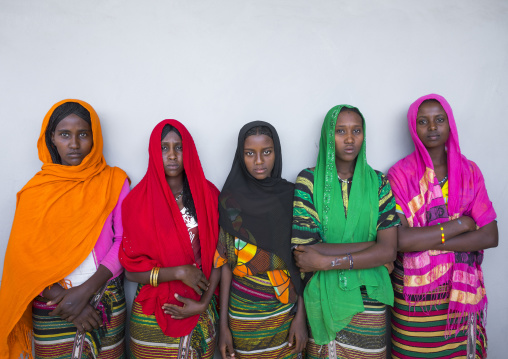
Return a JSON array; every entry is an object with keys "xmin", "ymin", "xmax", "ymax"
[
  {"xmin": 335, "ymin": 129, "xmax": 362, "ymax": 134},
  {"xmin": 244, "ymin": 150, "xmax": 272, "ymax": 156},
  {"xmin": 162, "ymin": 145, "xmax": 183, "ymax": 151},
  {"xmin": 60, "ymin": 132, "xmax": 88, "ymax": 138}
]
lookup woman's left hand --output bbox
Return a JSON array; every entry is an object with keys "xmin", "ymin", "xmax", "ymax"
[
  {"xmin": 48, "ymin": 286, "xmax": 92, "ymax": 322},
  {"xmin": 287, "ymin": 306, "xmax": 308, "ymax": 354},
  {"xmin": 162, "ymin": 293, "xmax": 206, "ymax": 319},
  {"xmin": 293, "ymin": 245, "xmax": 328, "ymax": 272}
]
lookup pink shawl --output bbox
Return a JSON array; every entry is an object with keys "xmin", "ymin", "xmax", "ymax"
[{"xmin": 387, "ymin": 94, "xmax": 496, "ymax": 333}]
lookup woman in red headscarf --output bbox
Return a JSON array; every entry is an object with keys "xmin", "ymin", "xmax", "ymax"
[{"xmin": 119, "ymin": 120, "xmax": 220, "ymax": 359}]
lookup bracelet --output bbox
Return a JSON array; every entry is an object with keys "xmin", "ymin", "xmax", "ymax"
[
  {"xmin": 150, "ymin": 267, "xmax": 160, "ymax": 287},
  {"xmin": 347, "ymin": 253, "xmax": 354, "ymax": 270},
  {"xmin": 438, "ymin": 223, "xmax": 445, "ymax": 244}
]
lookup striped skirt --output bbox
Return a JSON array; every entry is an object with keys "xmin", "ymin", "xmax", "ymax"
[
  {"xmin": 306, "ymin": 288, "xmax": 387, "ymax": 359},
  {"xmin": 129, "ymin": 284, "xmax": 217, "ymax": 359},
  {"xmin": 391, "ymin": 259, "xmax": 486, "ymax": 359},
  {"xmin": 228, "ymin": 274, "xmax": 297, "ymax": 359},
  {"xmin": 32, "ymin": 278, "xmax": 126, "ymax": 359}
]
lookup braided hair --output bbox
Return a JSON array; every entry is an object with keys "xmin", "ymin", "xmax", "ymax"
[
  {"xmin": 161, "ymin": 124, "xmax": 197, "ymax": 220},
  {"xmin": 45, "ymin": 102, "xmax": 92, "ymax": 164},
  {"xmin": 244, "ymin": 125, "xmax": 273, "ymax": 140}
]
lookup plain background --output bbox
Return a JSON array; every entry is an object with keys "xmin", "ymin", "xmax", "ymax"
[{"xmin": 1, "ymin": 0, "xmax": 507, "ymax": 357}]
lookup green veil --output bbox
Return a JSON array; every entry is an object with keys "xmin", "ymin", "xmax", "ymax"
[{"xmin": 304, "ymin": 105, "xmax": 394, "ymax": 344}]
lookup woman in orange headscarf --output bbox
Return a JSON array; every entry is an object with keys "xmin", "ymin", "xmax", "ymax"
[{"xmin": 0, "ymin": 100, "xmax": 129, "ymax": 359}]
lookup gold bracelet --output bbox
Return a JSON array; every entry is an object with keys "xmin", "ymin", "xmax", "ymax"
[
  {"xmin": 149, "ymin": 267, "xmax": 154, "ymax": 287},
  {"xmin": 153, "ymin": 267, "xmax": 160, "ymax": 288}
]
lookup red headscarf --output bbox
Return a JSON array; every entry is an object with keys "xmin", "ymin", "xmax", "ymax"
[{"xmin": 119, "ymin": 120, "xmax": 219, "ymax": 337}]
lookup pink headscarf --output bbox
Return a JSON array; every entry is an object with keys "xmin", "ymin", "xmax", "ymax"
[{"xmin": 388, "ymin": 94, "xmax": 496, "ymax": 333}]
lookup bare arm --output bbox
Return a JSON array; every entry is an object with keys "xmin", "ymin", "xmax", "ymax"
[
  {"xmin": 125, "ymin": 264, "xmax": 209, "ymax": 295},
  {"xmin": 396, "ymin": 213, "xmax": 497, "ymax": 252},
  {"xmin": 294, "ymin": 226, "xmax": 397, "ymax": 272},
  {"xmin": 219, "ymin": 264, "xmax": 235, "ymax": 359},
  {"xmin": 311, "ymin": 241, "xmax": 374, "ymax": 256}
]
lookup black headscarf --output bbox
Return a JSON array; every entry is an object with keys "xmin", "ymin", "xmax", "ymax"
[{"xmin": 219, "ymin": 121, "xmax": 302, "ymax": 294}]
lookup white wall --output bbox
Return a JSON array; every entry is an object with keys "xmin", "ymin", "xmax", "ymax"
[{"xmin": 1, "ymin": 0, "xmax": 507, "ymax": 357}]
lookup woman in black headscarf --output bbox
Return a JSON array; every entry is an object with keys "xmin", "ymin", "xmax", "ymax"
[{"xmin": 214, "ymin": 121, "xmax": 307, "ymax": 359}]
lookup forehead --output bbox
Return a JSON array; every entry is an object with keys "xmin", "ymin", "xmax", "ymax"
[
  {"xmin": 161, "ymin": 131, "xmax": 182, "ymax": 142},
  {"xmin": 336, "ymin": 110, "xmax": 363, "ymax": 126},
  {"xmin": 244, "ymin": 134, "xmax": 274, "ymax": 148},
  {"xmin": 417, "ymin": 100, "xmax": 446, "ymax": 115},
  {"xmin": 55, "ymin": 113, "xmax": 91, "ymax": 130}
]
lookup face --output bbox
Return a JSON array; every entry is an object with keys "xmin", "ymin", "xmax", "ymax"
[
  {"xmin": 51, "ymin": 114, "xmax": 93, "ymax": 166},
  {"xmin": 334, "ymin": 110, "xmax": 364, "ymax": 164},
  {"xmin": 415, "ymin": 100, "xmax": 450, "ymax": 149},
  {"xmin": 161, "ymin": 131, "xmax": 184, "ymax": 180},
  {"xmin": 243, "ymin": 134, "xmax": 275, "ymax": 180}
]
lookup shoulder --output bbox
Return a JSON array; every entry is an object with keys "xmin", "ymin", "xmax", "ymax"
[
  {"xmin": 373, "ymin": 170, "xmax": 389, "ymax": 186},
  {"xmin": 206, "ymin": 180, "xmax": 220, "ymax": 197},
  {"xmin": 296, "ymin": 168, "xmax": 315, "ymax": 182}
]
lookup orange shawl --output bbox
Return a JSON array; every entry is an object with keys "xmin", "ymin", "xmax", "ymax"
[{"xmin": 0, "ymin": 99, "xmax": 128, "ymax": 359}]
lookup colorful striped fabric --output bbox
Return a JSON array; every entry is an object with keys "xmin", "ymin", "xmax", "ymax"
[
  {"xmin": 306, "ymin": 288, "xmax": 388, "ymax": 359},
  {"xmin": 391, "ymin": 256, "xmax": 487, "ymax": 359},
  {"xmin": 228, "ymin": 288, "xmax": 296, "ymax": 359},
  {"xmin": 32, "ymin": 279, "xmax": 126, "ymax": 359},
  {"xmin": 129, "ymin": 284, "xmax": 217, "ymax": 359}
]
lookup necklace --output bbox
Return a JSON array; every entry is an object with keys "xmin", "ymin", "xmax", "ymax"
[
  {"xmin": 438, "ymin": 175, "xmax": 448, "ymax": 185},
  {"xmin": 337, "ymin": 174, "xmax": 352, "ymax": 184},
  {"xmin": 174, "ymin": 190, "xmax": 184, "ymax": 201}
]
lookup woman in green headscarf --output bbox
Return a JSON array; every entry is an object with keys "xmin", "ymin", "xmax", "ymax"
[{"xmin": 291, "ymin": 105, "xmax": 399, "ymax": 359}]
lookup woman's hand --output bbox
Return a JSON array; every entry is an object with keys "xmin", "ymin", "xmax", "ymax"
[
  {"xmin": 287, "ymin": 307, "xmax": 308, "ymax": 354},
  {"xmin": 162, "ymin": 293, "xmax": 206, "ymax": 319},
  {"xmin": 219, "ymin": 324, "xmax": 235, "ymax": 359},
  {"xmin": 384, "ymin": 261, "xmax": 394, "ymax": 274},
  {"xmin": 71, "ymin": 304, "xmax": 102, "ymax": 333},
  {"xmin": 459, "ymin": 216, "xmax": 477, "ymax": 232},
  {"xmin": 293, "ymin": 245, "xmax": 328, "ymax": 272},
  {"xmin": 48, "ymin": 286, "xmax": 92, "ymax": 322},
  {"xmin": 176, "ymin": 264, "xmax": 210, "ymax": 295}
]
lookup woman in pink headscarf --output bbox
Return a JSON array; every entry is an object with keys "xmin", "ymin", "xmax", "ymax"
[{"xmin": 387, "ymin": 94, "xmax": 498, "ymax": 359}]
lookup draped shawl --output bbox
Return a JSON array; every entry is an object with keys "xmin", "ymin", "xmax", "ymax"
[
  {"xmin": 387, "ymin": 94, "xmax": 496, "ymax": 331},
  {"xmin": 0, "ymin": 99, "xmax": 128, "ymax": 359},
  {"xmin": 218, "ymin": 121, "xmax": 301, "ymax": 295},
  {"xmin": 305, "ymin": 105, "xmax": 394, "ymax": 345},
  {"xmin": 119, "ymin": 120, "xmax": 219, "ymax": 337}
]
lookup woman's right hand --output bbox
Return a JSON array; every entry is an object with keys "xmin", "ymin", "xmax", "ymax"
[
  {"xmin": 176, "ymin": 264, "xmax": 210, "ymax": 295},
  {"xmin": 459, "ymin": 216, "xmax": 477, "ymax": 232},
  {"xmin": 219, "ymin": 325, "xmax": 235, "ymax": 359},
  {"xmin": 71, "ymin": 304, "xmax": 103, "ymax": 333}
]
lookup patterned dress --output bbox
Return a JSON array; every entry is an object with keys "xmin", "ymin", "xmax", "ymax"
[
  {"xmin": 129, "ymin": 207, "xmax": 218, "ymax": 359},
  {"xmin": 214, "ymin": 228, "xmax": 299, "ymax": 359},
  {"xmin": 391, "ymin": 180, "xmax": 487, "ymax": 359},
  {"xmin": 292, "ymin": 168, "xmax": 400, "ymax": 359}
]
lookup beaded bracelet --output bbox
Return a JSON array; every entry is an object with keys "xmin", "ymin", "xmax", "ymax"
[{"xmin": 438, "ymin": 223, "xmax": 445, "ymax": 244}]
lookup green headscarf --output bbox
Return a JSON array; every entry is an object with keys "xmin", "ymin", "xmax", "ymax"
[{"xmin": 304, "ymin": 105, "xmax": 394, "ymax": 345}]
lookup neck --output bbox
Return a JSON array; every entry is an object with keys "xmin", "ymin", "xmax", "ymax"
[
  {"xmin": 427, "ymin": 145, "xmax": 447, "ymax": 168},
  {"xmin": 166, "ymin": 175, "xmax": 184, "ymax": 194},
  {"xmin": 335, "ymin": 159, "xmax": 356, "ymax": 179}
]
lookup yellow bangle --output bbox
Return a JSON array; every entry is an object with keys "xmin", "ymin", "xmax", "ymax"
[
  {"xmin": 153, "ymin": 267, "xmax": 160, "ymax": 288},
  {"xmin": 438, "ymin": 223, "xmax": 445, "ymax": 244}
]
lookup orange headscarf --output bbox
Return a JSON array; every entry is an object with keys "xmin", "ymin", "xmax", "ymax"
[{"xmin": 0, "ymin": 99, "xmax": 128, "ymax": 359}]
